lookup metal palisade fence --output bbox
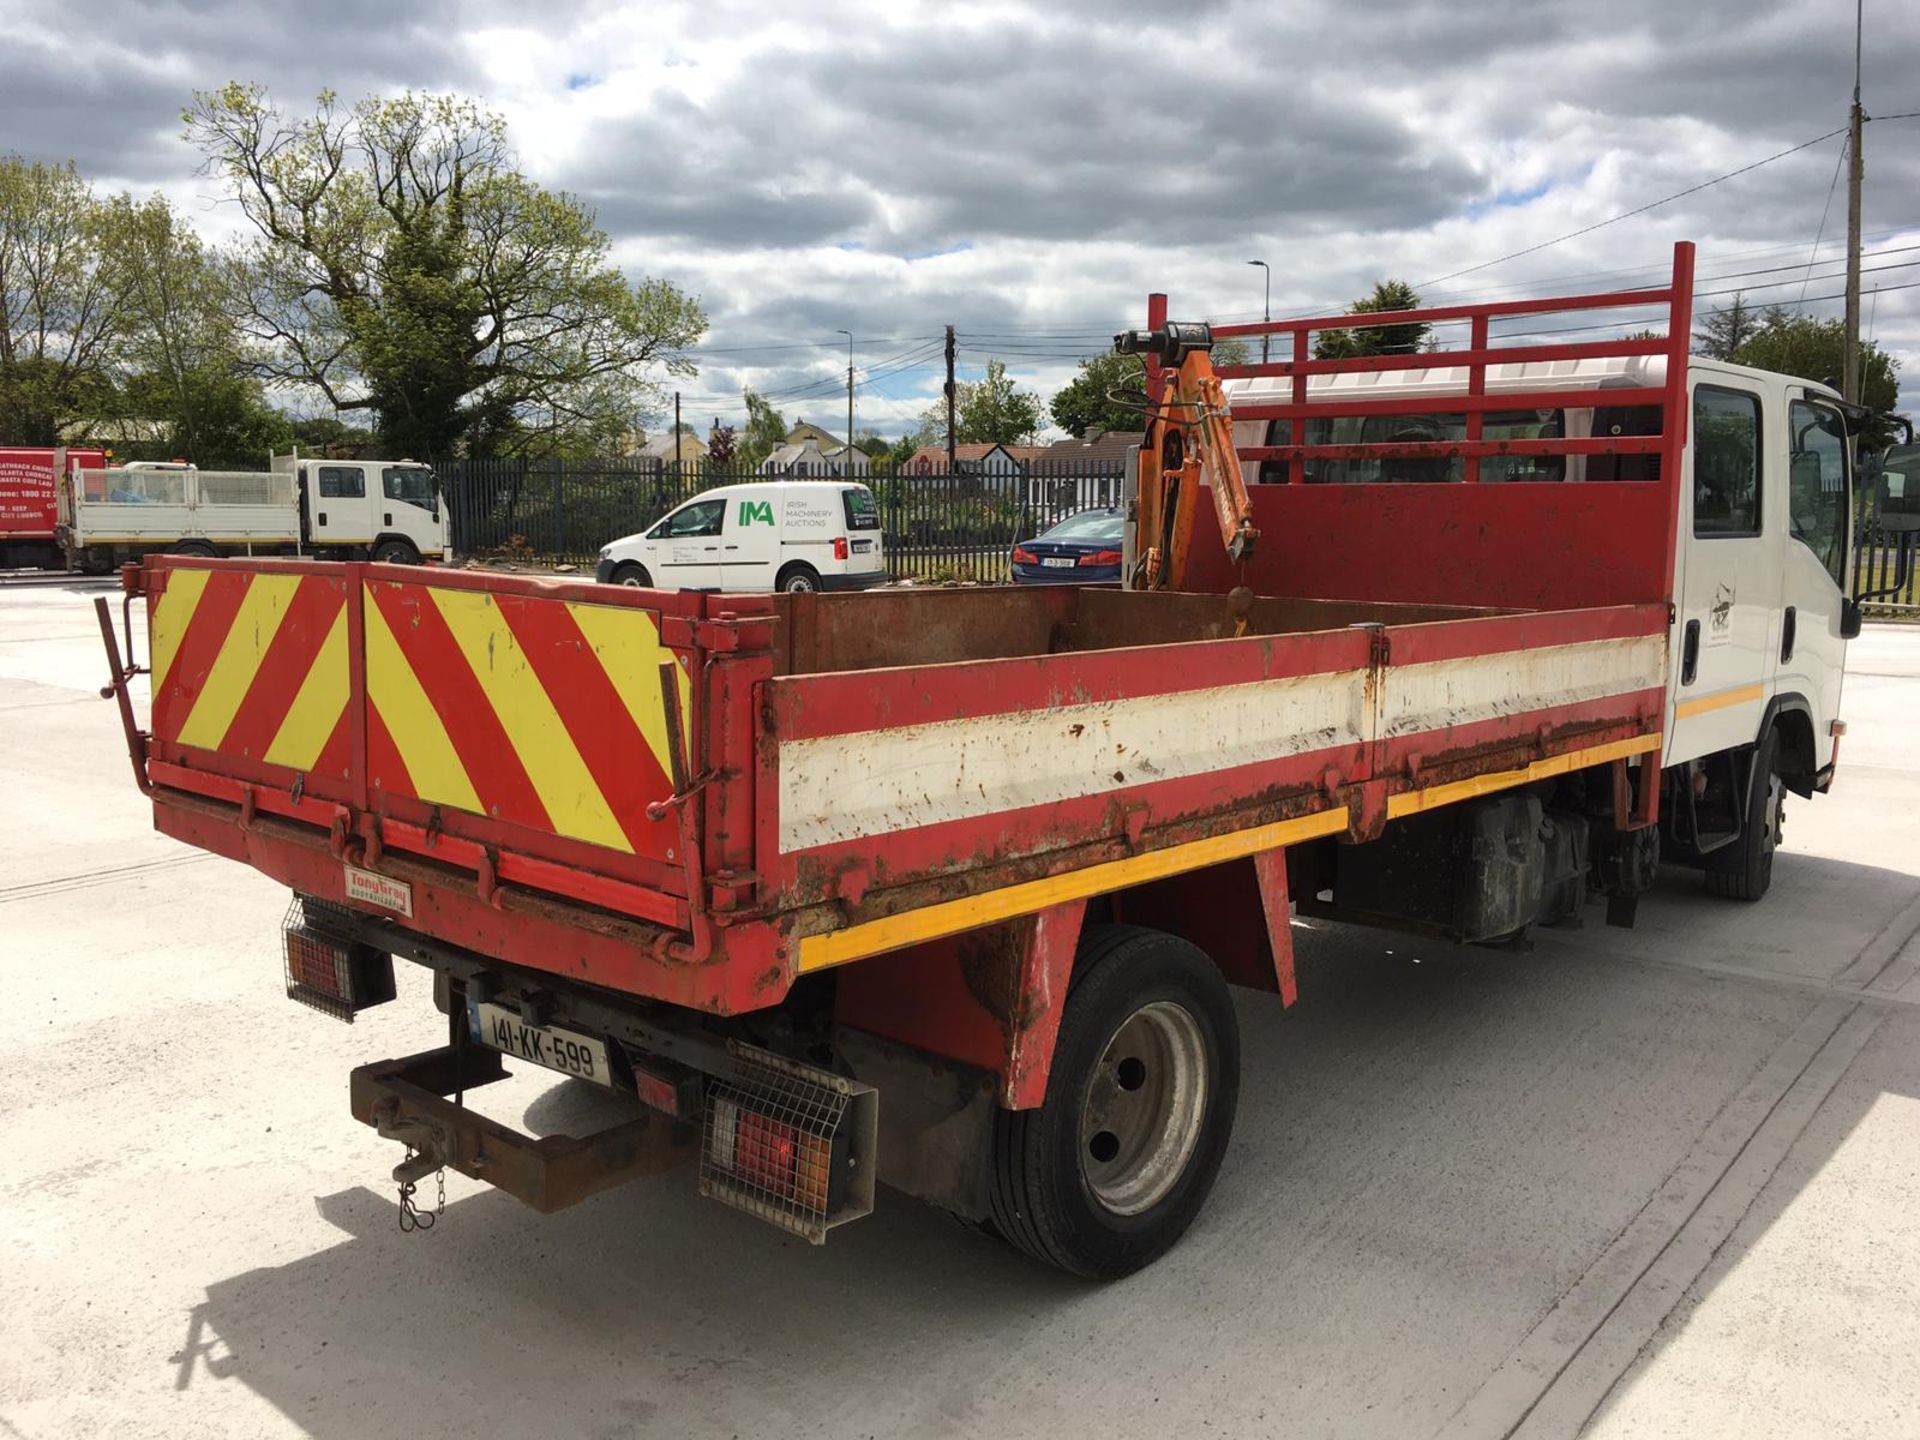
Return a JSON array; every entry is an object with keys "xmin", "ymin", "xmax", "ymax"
[
  {"xmin": 1853, "ymin": 522, "xmax": 1920, "ymax": 613},
  {"xmin": 443, "ymin": 457, "xmax": 1130, "ymax": 583}
]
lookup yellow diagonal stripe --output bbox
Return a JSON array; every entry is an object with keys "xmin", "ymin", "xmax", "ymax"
[
  {"xmin": 175, "ymin": 575, "xmax": 301, "ymax": 750},
  {"xmin": 430, "ymin": 587, "xmax": 633, "ymax": 854},
  {"xmin": 565, "ymin": 600, "xmax": 692, "ymax": 784},
  {"xmin": 263, "ymin": 604, "xmax": 349, "ymax": 771},
  {"xmin": 363, "ymin": 588, "xmax": 482, "ymax": 813},
  {"xmin": 149, "ymin": 567, "xmax": 211, "ymax": 693}
]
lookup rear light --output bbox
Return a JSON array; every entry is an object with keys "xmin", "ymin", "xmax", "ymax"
[
  {"xmin": 833, "ymin": 536, "xmax": 849, "ymax": 561},
  {"xmin": 282, "ymin": 894, "xmax": 396, "ymax": 1022},
  {"xmin": 1079, "ymin": 548, "xmax": 1123, "ymax": 566},
  {"xmin": 700, "ymin": 1046, "xmax": 877, "ymax": 1243},
  {"xmin": 1012, "ymin": 546, "xmax": 1038, "ymax": 565}
]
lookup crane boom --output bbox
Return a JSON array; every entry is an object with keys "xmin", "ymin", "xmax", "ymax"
[{"xmin": 1115, "ymin": 322, "xmax": 1259, "ymax": 591}]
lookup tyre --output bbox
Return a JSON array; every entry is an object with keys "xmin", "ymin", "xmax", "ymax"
[
  {"xmin": 1706, "ymin": 727, "xmax": 1784, "ymax": 902},
  {"xmin": 776, "ymin": 563, "xmax": 821, "ymax": 594},
  {"xmin": 170, "ymin": 540, "xmax": 218, "ymax": 559},
  {"xmin": 988, "ymin": 924, "xmax": 1239, "ymax": 1279},
  {"xmin": 371, "ymin": 539, "xmax": 420, "ymax": 565},
  {"xmin": 611, "ymin": 561, "xmax": 652, "ymax": 588}
]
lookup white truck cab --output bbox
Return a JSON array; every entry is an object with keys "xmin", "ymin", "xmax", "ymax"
[
  {"xmin": 280, "ymin": 456, "xmax": 449, "ymax": 564},
  {"xmin": 1225, "ymin": 352, "xmax": 1867, "ymax": 903},
  {"xmin": 596, "ymin": 479, "xmax": 886, "ymax": 593}
]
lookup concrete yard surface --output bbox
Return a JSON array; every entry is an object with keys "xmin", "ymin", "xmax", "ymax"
[{"xmin": 2, "ymin": 580, "xmax": 1918, "ymax": 1439}]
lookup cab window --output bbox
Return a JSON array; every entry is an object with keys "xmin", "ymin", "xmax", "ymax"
[
  {"xmin": 1787, "ymin": 399, "xmax": 1849, "ymax": 588},
  {"xmin": 1692, "ymin": 386, "xmax": 1762, "ymax": 536},
  {"xmin": 651, "ymin": 498, "xmax": 724, "ymax": 539},
  {"xmin": 382, "ymin": 466, "xmax": 436, "ymax": 508},
  {"xmin": 317, "ymin": 465, "xmax": 364, "ymax": 499}
]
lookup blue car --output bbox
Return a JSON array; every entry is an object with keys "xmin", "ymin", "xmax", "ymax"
[{"xmin": 1010, "ymin": 507, "xmax": 1125, "ymax": 585}]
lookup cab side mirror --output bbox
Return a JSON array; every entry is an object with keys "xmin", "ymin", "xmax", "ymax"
[{"xmin": 1841, "ymin": 597, "xmax": 1863, "ymax": 639}]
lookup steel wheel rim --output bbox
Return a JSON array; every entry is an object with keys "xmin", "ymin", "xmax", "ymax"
[{"xmin": 1079, "ymin": 999, "xmax": 1208, "ymax": 1216}]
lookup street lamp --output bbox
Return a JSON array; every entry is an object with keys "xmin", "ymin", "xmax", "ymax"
[
  {"xmin": 1247, "ymin": 260, "xmax": 1270, "ymax": 364},
  {"xmin": 835, "ymin": 329, "xmax": 854, "ymax": 464}
]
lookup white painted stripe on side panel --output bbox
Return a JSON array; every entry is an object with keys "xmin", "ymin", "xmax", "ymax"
[
  {"xmin": 1379, "ymin": 635, "xmax": 1666, "ymax": 738},
  {"xmin": 778, "ymin": 669, "xmax": 1368, "ymax": 853}
]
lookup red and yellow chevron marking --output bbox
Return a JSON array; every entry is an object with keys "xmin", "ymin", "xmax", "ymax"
[
  {"xmin": 361, "ymin": 580, "xmax": 690, "ymax": 860},
  {"xmin": 150, "ymin": 569, "xmax": 352, "ymax": 778},
  {"xmin": 149, "ymin": 568, "xmax": 693, "ymax": 863}
]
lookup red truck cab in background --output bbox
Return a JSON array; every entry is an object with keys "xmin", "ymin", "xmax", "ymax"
[{"xmin": 0, "ymin": 446, "xmax": 106, "ymax": 569}]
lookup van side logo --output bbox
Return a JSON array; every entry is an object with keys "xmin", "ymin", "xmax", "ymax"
[{"xmin": 738, "ymin": 500, "xmax": 774, "ymax": 526}]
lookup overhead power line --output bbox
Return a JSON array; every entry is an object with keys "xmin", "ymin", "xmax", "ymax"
[{"xmin": 1418, "ymin": 127, "xmax": 1848, "ymax": 289}]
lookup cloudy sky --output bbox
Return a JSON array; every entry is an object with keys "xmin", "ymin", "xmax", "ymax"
[{"xmin": 10, "ymin": 0, "xmax": 1920, "ymax": 436}]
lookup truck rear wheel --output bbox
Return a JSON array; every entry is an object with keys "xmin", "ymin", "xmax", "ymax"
[
  {"xmin": 1706, "ymin": 727, "xmax": 1783, "ymax": 902},
  {"xmin": 987, "ymin": 925, "xmax": 1239, "ymax": 1279}
]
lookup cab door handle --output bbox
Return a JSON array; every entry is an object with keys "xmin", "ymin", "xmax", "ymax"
[
  {"xmin": 1681, "ymin": 619, "xmax": 1700, "ymax": 685},
  {"xmin": 384, "ymin": 512, "xmax": 393, "ymax": 526},
  {"xmin": 1780, "ymin": 606, "xmax": 1797, "ymax": 663}
]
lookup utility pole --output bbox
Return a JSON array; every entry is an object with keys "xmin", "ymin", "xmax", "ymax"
[
  {"xmin": 1843, "ymin": 0, "xmax": 1864, "ymax": 403},
  {"xmin": 1248, "ymin": 260, "xmax": 1271, "ymax": 364},
  {"xmin": 674, "ymin": 390, "xmax": 682, "ymax": 469},
  {"xmin": 944, "ymin": 325, "xmax": 957, "ymax": 471},
  {"xmin": 836, "ymin": 329, "xmax": 854, "ymax": 459}
]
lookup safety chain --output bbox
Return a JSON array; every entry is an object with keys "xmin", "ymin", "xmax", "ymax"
[{"xmin": 396, "ymin": 1146, "xmax": 446, "ymax": 1233}]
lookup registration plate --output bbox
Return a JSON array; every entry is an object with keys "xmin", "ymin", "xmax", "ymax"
[
  {"xmin": 469, "ymin": 1001, "xmax": 616, "ymax": 1088},
  {"xmin": 851, "ymin": 538, "xmax": 873, "ymax": 553},
  {"xmin": 1042, "ymin": 556, "xmax": 1075, "ymax": 568}
]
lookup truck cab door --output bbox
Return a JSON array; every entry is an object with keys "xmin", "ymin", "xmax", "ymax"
[
  {"xmin": 307, "ymin": 463, "xmax": 373, "ymax": 548},
  {"xmin": 378, "ymin": 464, "xmax": 445, "ymax": 557},
  {"xmin": 1668, "ymin": 380, "xmax": 1778, "ymax": 765},
  {"xmin": 1773, "ymin": 393, "xmax": 1852, "ymax": 775}
]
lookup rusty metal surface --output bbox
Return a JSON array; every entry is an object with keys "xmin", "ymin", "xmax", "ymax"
[
  {"xmin": 350, "ymin": 1044, "xmax": 697, "ymax": 1214},
  {"xmin": 773, "ymin": 584, "xmax": 1078, "ymax": 676}
]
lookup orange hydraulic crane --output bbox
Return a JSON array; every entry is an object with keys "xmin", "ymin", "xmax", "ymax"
[{"xmin": 1113, "ymin": 322, "xmax": 1259, "ymax": 591}]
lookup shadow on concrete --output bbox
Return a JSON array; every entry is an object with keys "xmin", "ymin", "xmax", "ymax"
[{"xmin": 167, "ymin": 849, "xmax": 1920, "ymax": 1440}]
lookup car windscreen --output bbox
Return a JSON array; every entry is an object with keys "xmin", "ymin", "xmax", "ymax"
[
  {"xmin": 1041, "ymin": 510, "xmax": 1124, "ymax": 542},
  {"xmin": 842, "ymin": 487, "xmax": 880, "ymax": 530}
]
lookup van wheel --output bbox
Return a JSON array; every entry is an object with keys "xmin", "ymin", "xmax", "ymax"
[
  {"xmin": 611, "ymin": 562, "xmax": 652, "ymax": 588},
  {"xmin": 987, "ymin": 925, "xmax": 1239, "ymax": 1280},
  {"xmin": 1707, "ymin": 727, "xmax": 1783, "ymax": 902},
  {"xmin": 777, "ymin": 563, "xmax": 821, "ymax": 594},
  {"xmin": 371, "ymin": 539, "xmax": 420, "ymax": 565}
]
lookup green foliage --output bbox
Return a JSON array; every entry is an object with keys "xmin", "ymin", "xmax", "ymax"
[
  {"xmin": 1211, "ymin": 337, "xmax": 1251, "ymax": 367},
  {"xmin": 854, "ymin": 426, "xmax": 891, "ymax": 457},
  {"xmin": 1694, "ymin": 293, "xmax": 1762, "ymax": 361},
  {"xmin": 1048, "ymin": 350, "xmax": 1147, "ymax": 438},
  {"xmin": 740, "ymin": 390, "xmax": 786, "ymax": 470},
  {"xmin": 0, "ymin": 158, "xmax": 123, "ymax": 443},
  {"xmin": 1731, "ymin": 307, "xmax": 1900, "ymax": 419},
  {"xmin": 1314, "ymin": 280, "xmax": 1428, "ymax": 359},
  {"xmin": 923, "ymin": 358, "xmax": 1043, "ymax": 446},
  {"xmin": 184, "ymin": 84, "xmax": 707, "ymax": 461},
  {"xmin": 292, "ymin": 415, "xmax": 380, "ymax": 457}
]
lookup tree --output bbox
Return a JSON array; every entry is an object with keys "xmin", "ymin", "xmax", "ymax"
[
  {"xmin": 1695, "ymin": 293, "xmax": 1761, "ymax": 361},
  {"xmin": 1732, "ymin": 306, "xmax": 1903, "ymax": 445},
  {"xmin": 1049, "ymin": 350, "xmax": 1147, "ymax": 438},
  {"xmin": 291, "ymin": 415, "xmax": 379, "ymax": 457},
  {"xmin": 707, "ymin": 421, "xmax": 737, "ymax": 467},
  {"xmin": 0, "ymin": 158, "xmax": 123, "ymax": 443},
  {"xmin": 1211, "ymin": 337, "xmax": 1251, "ymax": 367},
  {"xmin": 184, "ymin": 84, "xmax": 707, "ymax": 461},
  {"xmin": 1315, "ymin": 280, "xmax": 1428, "ymax": 359},
  {"xmin": 923, "ymin": 358, "xmax": 1043, "ymax": 446},
  {"xmin": 854, "ymin": 426, "xmax": 891, "ymax": 457},
  {"xmin": 739, "ymin": 390, "xmax": 786, "ymax": 470}
]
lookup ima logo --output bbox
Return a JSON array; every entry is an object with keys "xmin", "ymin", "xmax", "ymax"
[{"xmin": 737, "ymin": 500, "xmax": 775, "ymax": 526}]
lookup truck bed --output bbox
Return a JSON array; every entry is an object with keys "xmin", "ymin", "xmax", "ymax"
[{"xmin": 127, "ymin": 558, "xmax": 1667, "ymax": 1013}]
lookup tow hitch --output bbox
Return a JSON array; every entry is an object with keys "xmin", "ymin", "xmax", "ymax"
[{"xmin": 349, "ymin": 1044, "xmax": 698, "ymax": 1217}]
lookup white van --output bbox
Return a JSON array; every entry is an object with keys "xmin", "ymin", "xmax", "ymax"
[{"xmin": 596, "ymin": 479, "xmax": 886, "ymax": 593}]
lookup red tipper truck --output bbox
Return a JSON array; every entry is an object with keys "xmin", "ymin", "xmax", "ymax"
[
  {"xmin": 2, "ymin": 446, "xmax": 106, "ymax": 568},
  {"xmin": 98, "ymin": 244, "xmax": 1868, "ymax": 1276}
]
